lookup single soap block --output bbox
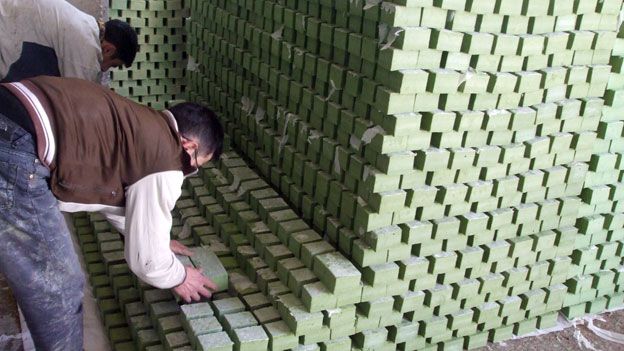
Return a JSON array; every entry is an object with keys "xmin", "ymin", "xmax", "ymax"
[
  {"xmin": 312, "ymin": 252, "xmax": 361, "ymax": 293},
  {"xmin": 190, "ymin": 246, "xmax": 229, "ymax": 292},
  {"xmin": 223, "ymin": 311, "xmax": 258, "ymax": 331},
  {"xmin": 232, "ymin": 325, "xmax": 269, "ymax": 351},
  {"xmin": 197, "ymin": 331, "xmax": 233, "ymax": 351}
]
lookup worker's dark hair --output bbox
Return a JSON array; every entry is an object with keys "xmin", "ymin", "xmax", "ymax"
[
  {"xmin": 169, "ymin": 102, "xmax": 224, "ymax": 161},
  {"xmin": 104, "ymin": 19, "xmax": 138, "ymax": 68}
]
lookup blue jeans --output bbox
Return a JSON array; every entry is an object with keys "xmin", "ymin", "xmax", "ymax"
[{"xmin": 0, "ymin": 113, "xmax": 84, "ymax": 350}]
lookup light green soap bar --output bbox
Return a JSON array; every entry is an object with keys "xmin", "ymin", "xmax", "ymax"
[
  {"xmin": 190, "ymin": 246, "xmax": 229, "ymax": 292},
  {"xmin": 197, "ymin": 331, "xmax": 233, "ymax": 351}
]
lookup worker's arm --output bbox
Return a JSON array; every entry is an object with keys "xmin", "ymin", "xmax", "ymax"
[
  {"xmin": 123, "ymin": 171, "xmax": 217, "ymax": 300},
  {"xmin": 123, "ymin": 171, "xmax": 186, "ymax": 289}
]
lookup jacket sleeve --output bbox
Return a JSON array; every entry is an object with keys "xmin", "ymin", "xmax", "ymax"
[{"xmin": 123, "ymin": 171, "xmax": 186, "ymax": 289}]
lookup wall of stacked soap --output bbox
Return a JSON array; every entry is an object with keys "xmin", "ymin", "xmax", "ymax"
[
  {"xmin": 183, "ymin": 0, "xmax": 624, "ymax": 349},
  {"xmin": 107, "ymin": 0, "xmax": 188, "ymax": 109},
  {"xmin": 562, "ymin": 9, "xmax": 624, "ymax": 319}
]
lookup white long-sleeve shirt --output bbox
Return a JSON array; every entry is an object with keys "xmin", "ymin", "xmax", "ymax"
[
  {"xmin": 59, "ymin": 171, "xmax": 187, "ymax": 289},
  {"xmin": 0, "ymin": 0, "xmax": 102, "ymax": 82}
]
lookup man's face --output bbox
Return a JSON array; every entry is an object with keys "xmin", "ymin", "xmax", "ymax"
[{"xmin": 193, "ymin": 151, "xmax": 214, "ymax": 168}]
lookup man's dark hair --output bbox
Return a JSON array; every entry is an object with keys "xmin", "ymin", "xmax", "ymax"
[
  {"xmin": 104, "ymin": 19, "xmax": 139, "ymax": 67},
  {"xmin": 169, "ymin": 102, "xmax": 224, "ymax": 161}
]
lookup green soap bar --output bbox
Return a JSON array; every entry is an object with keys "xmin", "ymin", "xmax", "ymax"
[
  {"xmin": 490, "ymin": 324, "xmax": 514, "ymax": 343},
  {"xmin": 301, "ymin": 240, "xmax": 335, "ymax": 267},
  {"xmin": 462, "ymin": 31, "xmax": 494, "ymax": 54},
  {"xmin": 478, "ymin": 273, "xmax": 505, "ymax": 295},
  {"xmin": 364, "ymin": 225, "xmax": 402, "ymax": 250},
  {"xmin": 232, "ymin": 325, "xmax": 269, "ymax": 351},
  {"xmin": 369, "ymin": 190, "xmax": 407, "ymax": 213},
  {"xmin": 267, "ymin": 210, "xmax": 299, "ymax": 234},
  {"xmin": 301, "ymin": 282, "xmax": 337, "ymax": 312},
  {"xmin": 136, "ymin": 329, "xmax": 160, "ymax": 350},
  {"xmin": 264, "ymin": 320, "xmax": 298, "ymax": 351},
  {"xmin": 287, "ymin": 267, "xmax": 318, "ymax": 296},
  {"xmin": 211, "ymin": 297, "xmax": 245, "ymax": 320},
  {"xmin": 321, "ymin": 336, "xmax": 352, "ymax": 351},
  {"xmin": 382, "ymin": 112, "xmax": 421, "ymax": 137},
  {"xmin": 394, "ymin": 290, "xmax": 426, "ymax": 314},
  {"xmin": 436, "ymin": 183, "xmax": 468, "ymax": 204},
  {"xmin": 451, "ymin": 278, "xmax": 480, "ymax": 300},
  {"xmin": 277, "ymin": 219, "xmax": 310, "ymax": 243},
  {"xmin": 448, "ymin": 308, "xmax": 474, "ymax": 330},
  {"xmin": 465, "ymin": 180, "xmax": 493, "ymax": 202},
  {"xmin": 157, "ymin": 315, "xmax": 183, "ymax": 335},
  {"xmin": 459, "ymin": 213, "xmax": 488, "ymax": 236},
  {"xmin": 419, "ymin": 315, "xmax": 448, "ymax": 338},
  {"xmin": 186, "ymin": 317, "xmax": 222, "ymax": 347},
  {"xmin": 399, "ymin": 220, "xmax": 433, "ymax": 245},
  {"xmin": 264, "ymin": 244, "xmax": 293, "ymax": 270},
  {"xmin": 150, "ymin": 300, "xmax": 180, "ymax": 320},
  {"xmin": 197, "ymin": 331, "xmax": 233, "ymax": 351},
  {"xmin": 362, "ymin": 262, "xmax": 399, "ymax": 286},
  {"xmin": 383, "ymin": 69, "xmax": 428, "ymax": 94},
  {"xmin": 313, "ymin": 252, "xmax": 361, "ymax": 293},
  {"xmin": 352, "ymin": 327, "xmax": 388, "ymax": 348},
  {"xmin": 406, "ymin": 186, "xmax": 437, "ymax": 209},
  {"xmin": 277, "ymin": 257, "xmax": 305, "ymax": 284},
  {"xmin": 277, "ymin": 294, "xmax": 324, "ymax": 335},
  {"xmin": 223, "ymin": 311, "xmax": 258, "ymax": 331},
  {"xmin": 190, "ymin": 246, "xmax": 229, "ymax": 292},
  {"xmin": 431, "ymin": 217, "xmax": 460, "ymax": 240},
  {"xmin": 427, "ymin": 251, "xmax": 458, "ymax": 275},
  {"xmin": 397, "ymin": 26, "xmax": 431, "ymax": 50},
  {"xmin": 473, "ymin": 302, "xmax": 500, "ymax": 324},
  {"xmin": 449, "ymin": 148, "xmax": 476, "ymax": 169},
  {"xmin": 482, "ymin": 241, "xmax": 511, "ymax": 262},
  {"xmin": 457, "ymin": 246, "xmax": 484, "ymax": 268}
]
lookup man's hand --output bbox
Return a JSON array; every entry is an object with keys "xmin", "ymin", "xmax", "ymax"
[
  {"xmin": 170, "ymin": 239, "xmax": 193, "ymax": 256},
  {"xmin": 172, "ymin": 266, "xmax": 218, "ymax": 303}
]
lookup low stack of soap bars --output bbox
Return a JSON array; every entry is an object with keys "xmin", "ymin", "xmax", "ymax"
[
  {"xmin": 563, "ymin": 9, "xmax": 624, "ymax": 318},
  {"xmin": 107, "ymin": 0, "xmax": 188, "ymax": 109}
]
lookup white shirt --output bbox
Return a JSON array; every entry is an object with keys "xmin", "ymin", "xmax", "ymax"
[
  {"xmin": 59, "ymin": 172, "xmax": 187, "ymax": 289},
  {"xmin": 0, "ymin": 0, "xmax": 102, "ymax": 82}
]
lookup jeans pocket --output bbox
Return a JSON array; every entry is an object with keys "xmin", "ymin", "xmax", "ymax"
[{"xmin": 0, "ymin": 161, "xmax": 17, "ymax": 209}]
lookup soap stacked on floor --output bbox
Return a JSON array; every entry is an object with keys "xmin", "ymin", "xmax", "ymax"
[
  {"xmin": 184, "ymin": 0, "xmax": 623, "ymax": 349},
  {"xmin": 73, "ymin": 206, "xmax": 260, "ymax": 351},
  {"xmin": 562, "ymin": 9, "xmax": 624, "ymax": 319},
  {"xmin": 108, "ymin": 0, "xmax": 187, "ymax": 109}
]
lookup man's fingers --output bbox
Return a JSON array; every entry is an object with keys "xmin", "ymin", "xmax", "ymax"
[
  {"xmin": 202, "ymin": 276, "xmax": 218, "ymax": 291},
  {"xmin": 190, "ymin": 292, "xmax": 201, "ymax": 301},
  {"xmin": 197, "ymin": 286, "xmax": 212, "ymax": 299},
  {"xmin": 181, "ymin": 293, "xmax": 191, "ymax": 303}
]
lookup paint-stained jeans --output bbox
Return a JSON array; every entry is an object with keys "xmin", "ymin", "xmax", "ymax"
[{"xmin": 0, "ymin": 113, "xmax": 84, "ymax": 351}]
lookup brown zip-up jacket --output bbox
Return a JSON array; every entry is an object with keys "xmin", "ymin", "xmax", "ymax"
[
  {"xmin": 1, "ymin": 76, "xmax": 192, "ymax": 288},
  {"xmin": 2, "ymin": 76, "xmax": 186, "ymax": 206}
]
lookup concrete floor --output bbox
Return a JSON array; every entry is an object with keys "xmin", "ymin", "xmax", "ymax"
[
  {"xmin": 476, "ymin": 310, "xmax": 624, "ymax": 351},
  {"xmin": 0, "ymin": 274, "xmax": 22, "ymax": 351}
]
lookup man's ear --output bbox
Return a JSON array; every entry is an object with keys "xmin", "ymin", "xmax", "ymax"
[
  {"xmin": 101, "ymin": 41, "xmax": 117, "ymax": 58},
  {"xmin": 181, "ymin": 137, "xmax": 199, "ymax": 152}
]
